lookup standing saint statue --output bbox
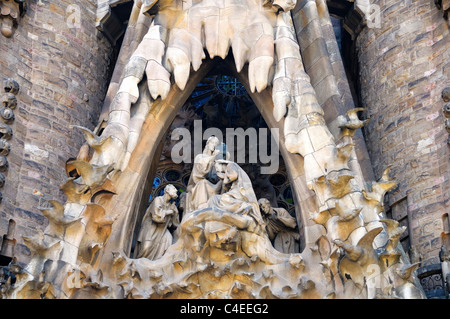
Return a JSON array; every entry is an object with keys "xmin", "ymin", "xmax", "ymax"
[
  {"xmin": 135, "ymin": 184, "xmax": 180, "ymax": 260},
  {"xmin": 258, "ymin": 198, "xmax": 300, "ymax": 253}
]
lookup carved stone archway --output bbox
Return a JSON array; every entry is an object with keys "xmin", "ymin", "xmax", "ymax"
[
  {"xmin": 231, "ymin": 61, "xmax": 323, "ymax": 250},
  {"xmin": 94, "ymin": 58, "xmax": 218, "ymax": 271},
  {"xmin": 98, "ymin": 55, "xmax": 320, "ymax": 269}
]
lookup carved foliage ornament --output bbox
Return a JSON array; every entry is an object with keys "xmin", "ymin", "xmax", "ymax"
[{"xmin": 0, "ymin": 0, "xmax": 27, "ymax": 37}]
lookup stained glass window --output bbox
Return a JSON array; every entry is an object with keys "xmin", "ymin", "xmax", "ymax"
[{"xmin": 215, "ymin": 75, "xmax": 246, "ymax": 96}]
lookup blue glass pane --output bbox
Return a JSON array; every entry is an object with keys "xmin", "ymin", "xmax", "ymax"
[
  {"xmin": 215, "ymin": 75, "xmax": 246, "ymax": 96},
  {"xmin": 153, "ymin": 177, "xmax": 161, "ymax": 188}
]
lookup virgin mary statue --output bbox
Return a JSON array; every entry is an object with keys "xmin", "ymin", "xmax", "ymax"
[{"xmin": 207, "ymin": 162, "xmax": 265, "ymax": 228}]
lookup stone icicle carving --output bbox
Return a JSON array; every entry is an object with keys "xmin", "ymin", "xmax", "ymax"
[{"xmin": 0, "ymin": 0, "xmax": 426, "ymax": 299}]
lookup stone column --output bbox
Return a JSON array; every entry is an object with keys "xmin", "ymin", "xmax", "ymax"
[{"xmin": 356, "ymin": 0, "xmax": 450, "ymax": 265}]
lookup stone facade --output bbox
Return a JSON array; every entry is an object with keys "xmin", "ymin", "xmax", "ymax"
[
  {"xmin": 0, "ymin": 0, "xmax": 447, "ymax": 298},
  {"xmin": 356, "ymin": 0, "xmax": 450, "ymax": 265},
  {"xmin": 0, "ymin": 0, "xmax": 114, "ymax": 265}
]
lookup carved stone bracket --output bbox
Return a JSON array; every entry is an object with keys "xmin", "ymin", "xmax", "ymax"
[
  {"xmin": 435, "ymin": 0, "xmax": 450, "ymax": 26},
  {"xmin": 325, "ymin": 0, "xmax": 377, "ymax": 39},
  {"xmin": 0, "ymin": 78, "xmax": 19, "ymax": 203},
  {"xmin": 442, "ymin": 87, "xmax": 450, "ymax": 143},
  {"xmin": 96, "ymin": 0, "xmax": 132, "ymax": 44},
  {"xmin": 0, "ymin": 0, "xmax": 27, "ymax": 37}
]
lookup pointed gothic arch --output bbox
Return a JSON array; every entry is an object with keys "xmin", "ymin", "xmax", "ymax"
[
  {"xmin": 94, "ymin": 55, "xmax": 324, "ymax": 272},
  {"xmin": 93, "ymin": 58, "xmax": 217, "ymax": 270}
]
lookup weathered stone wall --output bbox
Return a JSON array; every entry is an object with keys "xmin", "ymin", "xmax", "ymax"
[
  {"xmin": 356, "ymin": 0, "xmax": 450, "ymax": 264},
  {"xmin": 0, "ymin": 0, "xmax": 114, "ymax": 265}
]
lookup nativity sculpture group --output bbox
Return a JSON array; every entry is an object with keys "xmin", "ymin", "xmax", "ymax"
[{"xmin": 134, "ymin": 137, "xmax": 300, "ymax": 262}]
